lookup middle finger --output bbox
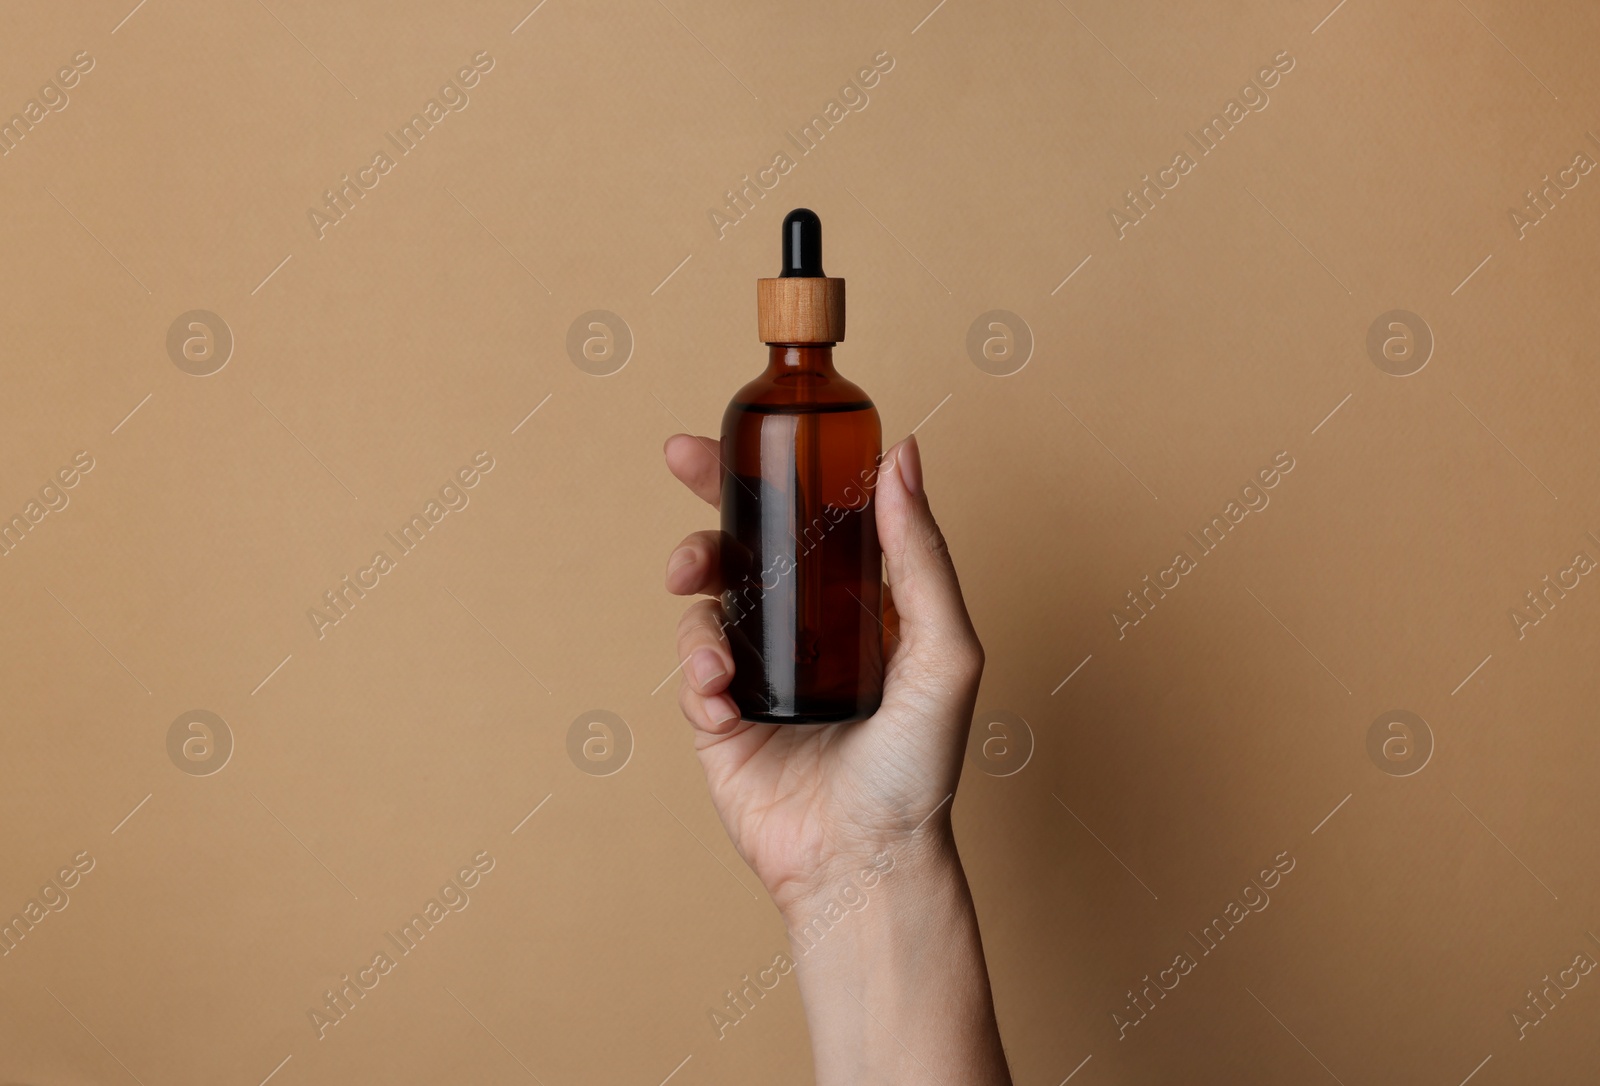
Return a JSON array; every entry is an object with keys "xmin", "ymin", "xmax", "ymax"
[{"xmin": 666, "ymin": 529, "xmax": 726, "ymax": 597}]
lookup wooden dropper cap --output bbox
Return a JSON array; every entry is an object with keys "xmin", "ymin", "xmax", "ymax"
[{"xmin": 757, "ymin": 208, "xmax": 845, "ymax": 344}]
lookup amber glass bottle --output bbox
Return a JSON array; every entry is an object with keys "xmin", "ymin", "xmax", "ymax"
[{"xmin": 720, "ymin": 209, "xmax": 884, "ymax": 724}]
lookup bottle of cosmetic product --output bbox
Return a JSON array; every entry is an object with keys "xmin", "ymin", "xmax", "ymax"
[{"xmin": 720, "ymin": 208, "xmax": 884, "ymax": 724}]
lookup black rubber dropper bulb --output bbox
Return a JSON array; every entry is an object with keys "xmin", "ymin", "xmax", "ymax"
[{"xmin": 780, "ymin": 208, "xmax": 825, "ymax": 277}]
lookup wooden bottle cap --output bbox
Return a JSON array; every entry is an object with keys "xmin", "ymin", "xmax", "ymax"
[{"xmin": 756, "ymin": 276, "xmax": 845, "ymax": 344}]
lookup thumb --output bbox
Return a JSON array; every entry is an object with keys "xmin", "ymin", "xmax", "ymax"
[{"xmin": 875, "ymin": 435, "xmax": 982, "ymax": 664}]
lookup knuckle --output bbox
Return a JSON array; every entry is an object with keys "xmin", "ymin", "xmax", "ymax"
[
  {"xmin": 675, "ymin": 599, "xmax": 729, "ymax": 658},
  {"xmin": 920, "ymin": 520, "xmax": 953, "ymax": 565},
  {"xmin": 676, "ymin": 679, "xmax": 700, "ymax": 724},
  {"xmin": 674, "ymin": 599, "xmax": 717, "ymax": 646}
]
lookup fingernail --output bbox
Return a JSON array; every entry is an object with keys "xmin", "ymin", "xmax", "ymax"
[
  {"xmin": 690, "ymin": 649, "xmax": 726, "ymax": 691},
  {"xmin": 899, "ymin": 435, "xmax": 923, "ymax": 497},
  {"xmin": 668, "ymin": 547, "xmax": 696, "ymax": 575},
  {"xmin": 707, "ymin": 696, "xmax": 740, "ymax": 726}
]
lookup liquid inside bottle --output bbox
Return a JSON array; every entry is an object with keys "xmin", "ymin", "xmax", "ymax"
[{"xmin": 720, "ymin": 345, "xmax": 884, "ymax": 724}]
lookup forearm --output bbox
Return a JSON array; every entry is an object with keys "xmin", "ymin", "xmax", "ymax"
[{"xmin": 781, "ymin": 835, "xmax": 1012, "ymax": 1085}]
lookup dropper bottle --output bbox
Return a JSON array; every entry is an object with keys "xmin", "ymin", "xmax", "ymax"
[{"xmin": 719, "ymin": 209, "xmax": 884, "ymax": 724}]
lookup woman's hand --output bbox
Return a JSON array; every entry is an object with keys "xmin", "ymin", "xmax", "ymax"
[
  {"xmin": 663, "ymin": 433, "xmax": 983, "ymax": 920},
  {"xmin": 664, "ymin": 432, "xmax": 1011, "ymax": 1084}
]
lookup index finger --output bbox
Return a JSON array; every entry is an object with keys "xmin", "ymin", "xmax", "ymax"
[{"xmin": 664, "ymin": 433, "xmax": 723, "ymax": 509}]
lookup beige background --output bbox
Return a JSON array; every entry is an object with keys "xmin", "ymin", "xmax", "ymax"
[{"xmin": 2, "ymin": 0, "xmax": 1598, "ymax": 1082}]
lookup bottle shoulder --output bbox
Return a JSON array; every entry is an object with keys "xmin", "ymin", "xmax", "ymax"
[{"xmin": 725, "ymin": 367, "xmax": 877, "ymax": 413}]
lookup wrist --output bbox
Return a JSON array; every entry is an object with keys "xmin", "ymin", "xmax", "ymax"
[
  {"xmin": 775, "ymin": 829, "xmax": 1012, "ymax": 1085},
  {"xmin": 777, "ymin": 827, "xmax": 963, "ymax": 950}
]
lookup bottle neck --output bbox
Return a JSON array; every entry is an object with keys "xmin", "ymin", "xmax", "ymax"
[{"xmin": 765, "ymin": 344, "xmax": 837, "ymax": 374}]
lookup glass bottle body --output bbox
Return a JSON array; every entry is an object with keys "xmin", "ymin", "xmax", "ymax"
[{"xmin": 719, "ymin": 345, "xmax": 883, "ymax": 724}]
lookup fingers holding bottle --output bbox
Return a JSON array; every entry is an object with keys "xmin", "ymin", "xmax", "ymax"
[
  {"xmin": 874, "ymin": 435, "xmax": 984, "ymax": 686},
  {"xmin": 666, "ymin": 529, "xmax": 726, "ymax": 596},
  {"xmin": 664, "ymin": 434, "xmax": 724, "ymax": 509},
  {"xmin": 675, "ymin": 598, "xmax": 745, "ymax": 734}
]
